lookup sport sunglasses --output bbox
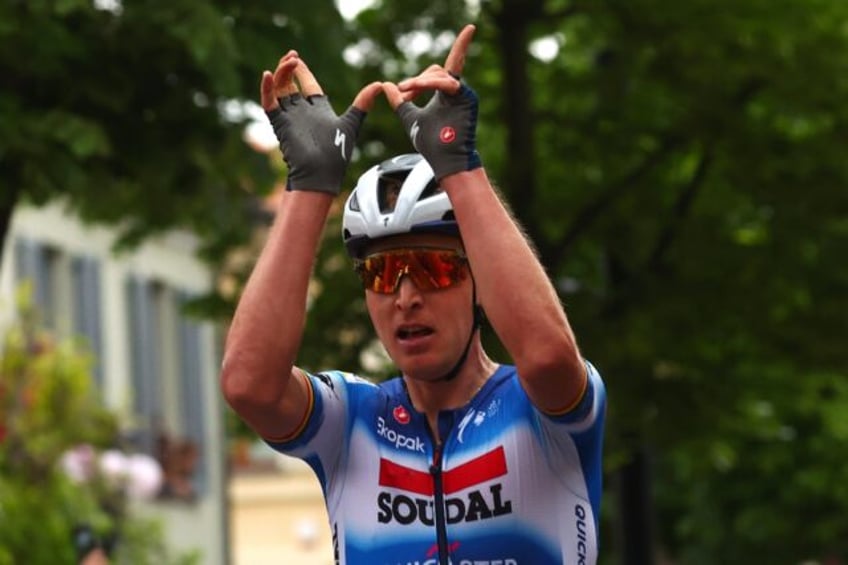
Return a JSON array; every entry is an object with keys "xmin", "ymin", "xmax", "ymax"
[{"xmin": 354, "ymin": 248, "xmax": 470, "ymax": 294}]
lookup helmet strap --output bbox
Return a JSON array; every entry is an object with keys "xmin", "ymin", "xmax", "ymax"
[{"xmin": 437, "ymin": 275, "xmax": 482, "ymax": 383}]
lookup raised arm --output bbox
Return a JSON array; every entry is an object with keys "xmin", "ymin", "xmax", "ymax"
[
  {"xmin": 221, "ymin": 52, "xmax": 381, "ymax": 440},
  {"xmin": 382, "ymin": 25, "xmax": 586, "ymax": 414}
]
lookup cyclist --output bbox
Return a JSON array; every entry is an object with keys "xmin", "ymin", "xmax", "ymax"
[{"xmin": 222, "ymin": 24, "xmax": 605, "ymax": 565}]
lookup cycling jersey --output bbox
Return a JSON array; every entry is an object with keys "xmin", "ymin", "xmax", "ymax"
[{"xmin": 266, "ymin": 362, "xmax": 605, "ymax": 565}]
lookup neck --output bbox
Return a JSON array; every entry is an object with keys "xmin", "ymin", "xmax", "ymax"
[{"xmin": 403, "ymin": 341, "xmax": 498, "ymax": 441}]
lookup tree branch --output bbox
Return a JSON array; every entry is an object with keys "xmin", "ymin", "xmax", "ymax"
[
  {"xmin": 646, "ymin": 148, "xmax": 713, "ymax": 273},
  {"xmin": 545, "ymin": 135, "xmax": 682, "ymax": 270},
  {"xmin": 638, "ymin": 78, "xmax": 763, "ymax": 276}
]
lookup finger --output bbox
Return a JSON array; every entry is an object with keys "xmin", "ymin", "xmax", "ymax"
[
  {"xmin": 351, "ymin": 81, "xmax": 384, "ymax": 112},
  {"xmin": 272, "ymin": 57, "xmax": 300, "ymax": 99},
  {"xmin": 395, "ymin": 65, "xmax": 444, "ymax": 88},
  {"xmin": 260, "ymin": 71, "xmax": 278, "ymax": 110},
  {"xmin": 399, "ymin": 90, "xmax": 418, "ymax": 103},
  {"xmin": 276, "ymin": 49, "xmax": 299, "ymax": 67},
  {"xmin": 398, "ymin": 75, "xmax": 460, "ymax": 96},
  {"xmin": 398, "ymin": 68, "xmax": 451, "ymax": 89},
  {"xmin": 444, "ymin": 24, "xmax": 476, "ymax": 76},
  {"xmin": 398, "ymin": 66, "xmax": 460, "ymax": 96},
  {"xmin": 381, "ymin": 82, "xmax": 407, "ymax": 110},
  {"xmin": 407, "ymin": 65, "xmax": 444, "ymax": 82},
  {"xmin": 293, "ymin": 59, "xmax": 324, "ymax": 97}
]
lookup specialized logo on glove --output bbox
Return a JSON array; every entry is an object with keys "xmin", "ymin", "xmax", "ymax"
[
  {"xmin": 334, "ymin": 128, "xmax": 347, "ymax": 160},
  {"xmin": 439, "ymin": 126, "xmax": 456, "ymax": 144},
  {"xmin": 410, "ymin": 121, "xmax": 421, "ymax": 149}
]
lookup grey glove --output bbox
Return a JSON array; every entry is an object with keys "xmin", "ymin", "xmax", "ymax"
[
  {"xmin": 395, "ymin": 81, "xmax": 482, "ymax": 180},
  {"xmin": 266, "ymin": 94, "xmax": 366, "ymax": 194}
]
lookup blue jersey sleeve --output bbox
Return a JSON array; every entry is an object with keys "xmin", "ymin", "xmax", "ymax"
[{"xmin": 263, "ymin": 370, "xmax": 368, "ymax": 491}]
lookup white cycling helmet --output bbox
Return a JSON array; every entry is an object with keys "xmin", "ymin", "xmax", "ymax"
[{"xmin": 342, "ymin": 153, "xmax": 459, "ymax": 258}]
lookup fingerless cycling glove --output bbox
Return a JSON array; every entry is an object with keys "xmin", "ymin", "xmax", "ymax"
[
  {"xmin": 267, "ymin": 94, "xmax": 366, "ymax": 194},
  {"xmin": 395, "ymin": 82, "xmax": 482, "ymax": 180}
]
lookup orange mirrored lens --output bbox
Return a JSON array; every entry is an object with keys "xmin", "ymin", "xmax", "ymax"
[{"xmin": 355, "ymin": 249, "xmax": 469, "ymax": 293}]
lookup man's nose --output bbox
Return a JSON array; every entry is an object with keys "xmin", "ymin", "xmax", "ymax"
[{"xmin": 394, "ymin": 275, "xmax": 422, "ymax": 310}]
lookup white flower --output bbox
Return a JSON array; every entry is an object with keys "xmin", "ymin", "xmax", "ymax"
[
  {"xmin": 99, "ymin": 449, "xmax": 130, "ymax": 487},
  {"xmin": 125, "ymin": 453, "xmax": 164, "ymax": 500},
  {"xmin": 59, "ymin": 444, "xmax": 98, "ymax": 484},
  {"xmin": 61, "ymin": 446, "xmax": 164, "ymax": 501}
]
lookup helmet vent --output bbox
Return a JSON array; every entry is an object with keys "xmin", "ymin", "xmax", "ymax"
[
  {"xmin": 348, "ymin": 190, "xmax": 360, "ymax": 212},
  {"xmin": 378, "ymin": 173, "xmax": 405, "ymax": 213},
  {"xmin": 419, "ymin": 179, "xmax": 442, "ymax": 201}
]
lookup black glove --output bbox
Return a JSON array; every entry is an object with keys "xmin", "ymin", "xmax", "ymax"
[
  {"xmin": 266, "ymin": 94, "xmax": 366, "ymax": 194},
  {"xmin": 395, "ymin": 81, "xmax": 482, "ymax": 180}
]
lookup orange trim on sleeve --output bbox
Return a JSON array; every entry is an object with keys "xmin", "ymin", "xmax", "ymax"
[
  {"xmin": 542, "ymin": 365, "xmax": 589, "ymax": 417},
  {"xmin": 263, "ymin": 370, "xmax": 315, "ymax": 444}
]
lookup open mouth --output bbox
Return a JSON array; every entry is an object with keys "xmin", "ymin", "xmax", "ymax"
[{"xmin": 396, "ymin": 325, "xmax": 434, "ymax": 340}]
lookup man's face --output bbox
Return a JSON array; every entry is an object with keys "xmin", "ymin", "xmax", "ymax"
[{"xmin": 362, "ymin": 233, "xmax": 475, "ymax": 381}]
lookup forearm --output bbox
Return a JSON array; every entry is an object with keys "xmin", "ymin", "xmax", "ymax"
[
  {"xmin": 442, "ymin": 168, "xmax": 585, "ymax": 408},
  {"xmin": 223, "ymin": 48, "xmax": 378, "ymax": 436},
  {"xmin": 222, "ymin": 191, "xmax": 332, "ymax": 405}
]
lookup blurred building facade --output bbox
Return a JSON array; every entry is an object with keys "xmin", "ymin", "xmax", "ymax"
[{"xmin": 0, "ymin": 200, "xmax": 229, "ymax": 564}]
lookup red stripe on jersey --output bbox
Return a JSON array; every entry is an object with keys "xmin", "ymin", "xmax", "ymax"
[
  {"xmin": 379, "ymin": 458, "xmax": 434, "ymax": 496},
  {"xmin": 443, "ymin": 446, "xmax": 507, "ymax": 494},
  {"xmin": 379, "ymin": 447, "xmax": 508, "ymax": 496}
]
